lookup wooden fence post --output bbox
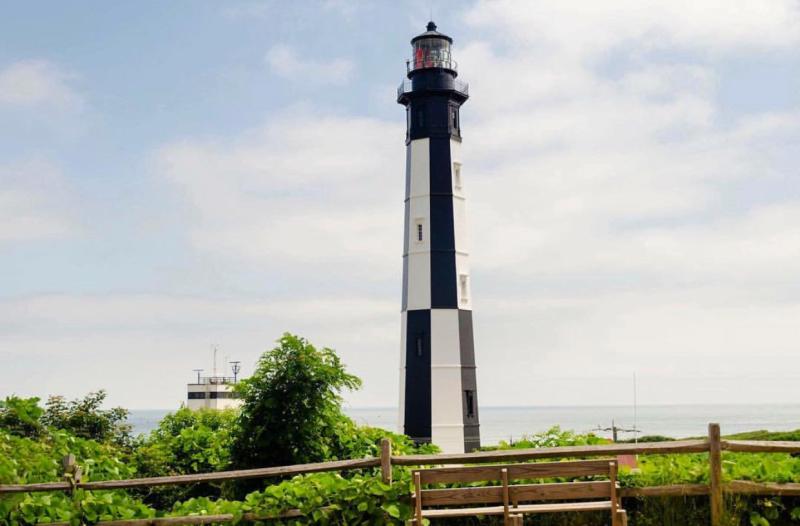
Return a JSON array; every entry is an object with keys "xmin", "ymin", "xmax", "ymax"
[
  {"xmin": 62, "ymin": 454, "xmax": 81, "ymax": 492},
  {"xmin": 709, "ymin": 423, "xmax": 723, "ymax": 526},
  {"xmin": 380, "ymin": 438, "xmax": 392, "ymax": 484}
]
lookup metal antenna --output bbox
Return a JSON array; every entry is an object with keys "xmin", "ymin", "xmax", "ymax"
[
  {"xmin": 193, "ymin": 369, "xmax": 203, "ymax": 384},
  {"xmin": 230, "ymin": 361, "xmax": 241, "ymax": 383},
  {"xmin": 633, "ymin": 372, "xmax": 639, "ymax": 445},
  {"xmin": 212, "ymin": 345, "xmax": 218, "ymax": 377},
  {"xmin": 592, "ymin": 419, "xmax": 640, "ymax": 442}
]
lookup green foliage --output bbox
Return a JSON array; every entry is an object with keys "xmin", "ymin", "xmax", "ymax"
[
  {"xmin": 42, "ymin": 391, "xmax": 132, "ymax": 447},
  {"xmin": 172, "ymin": 471, "xmax": 414, "ymax": 525},
  {"xmin": 230, "ymin": 333, "xmax": 362, "ymax": 475},
  {"xmin": 0, "ymin": 428, "xmax": 149, "ymax": 524},
  {"xmin": 0, "ymin": 397, "xmax": 44, "ymax": 438},
  {"xmin": 132, "ymin": 407, "xmax": 237, "ymax": 508},
  {"xmin": 332, "ymin": 419, "xmax": 440, "ymax": 459},
  {"xmin": 134, "ymin": 407, "xmax": 236, "ymax": 475},
  {"xmin": 8, "ymin": 342, "xmax": 800, "ymax": 526},
  {"xmin": 725, "ymin": 430, "xmax": 800, "ymax": 442},
  {"xmin": 481, "ymin": 426, "xmax": 609, "ymax": 450}
]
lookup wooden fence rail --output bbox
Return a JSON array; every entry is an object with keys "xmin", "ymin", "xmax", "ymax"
[{"xmin": 2, "ymin": 424, "xmax": 800, "ymax": 526}]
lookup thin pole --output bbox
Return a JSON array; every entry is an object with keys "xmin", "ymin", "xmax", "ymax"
[
  {"xmin": 709, "ymin": 423, "xmax": 723, "ymax": 526},
  {"xmin": 633, "ymin": 372, "xmax": 638, "ymax": 445}
]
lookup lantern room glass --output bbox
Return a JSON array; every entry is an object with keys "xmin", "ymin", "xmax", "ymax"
[{"xmin": 412, "ymin": 37, "xmax": 453, "ymax": 70}]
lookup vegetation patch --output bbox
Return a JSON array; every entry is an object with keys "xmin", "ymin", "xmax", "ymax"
[{"xmin": 2, "ymin": 333, "xmax": 800, "ymax": 525}]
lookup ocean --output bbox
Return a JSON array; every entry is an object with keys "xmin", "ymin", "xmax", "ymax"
[{"xmin": 129, "ymin": 404, "xmax": 800, "ymax": 445}]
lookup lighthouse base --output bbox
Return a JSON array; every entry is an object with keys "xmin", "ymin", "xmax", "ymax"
[{"xmin": 399, "ymin": 308, "xmax": 480, "ymax": 454}]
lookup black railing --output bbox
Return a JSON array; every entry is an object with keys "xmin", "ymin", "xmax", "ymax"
[{"xmin": 397, "ymin": 78, "xmax": 469, "ymax": 99}]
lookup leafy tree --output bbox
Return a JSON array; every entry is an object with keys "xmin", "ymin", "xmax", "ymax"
[
  {"xmin": 0, "ymin": 396, "xmax": 44, "ymax": 438},
  {"xmin": 132, "ymin": 407, "xmax": 237, "ymax": 508},
  {"xmin": 42, "ymin": 391, "xmax": 131, "ymax": 447},
  {"xmin": 230, "ymin": 333, "xmax": 362, "ymax": 476}
]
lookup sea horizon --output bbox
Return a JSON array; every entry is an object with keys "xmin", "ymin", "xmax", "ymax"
[{"xmin": 129, "ymin": 403, "xmax": 800, "ymax": 446}]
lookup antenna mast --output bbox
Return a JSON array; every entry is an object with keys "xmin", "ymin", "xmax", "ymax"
[
  {"xmin": 633, "ymin": 372, "xmax": 639, "ymax": 445},
  {"xmin": 193, "ymin": 369, "xmax": 203, "ymax": 384},
  {"xmin": 212, "ymin": 345, "xmax": 218, "ymax": 377}
]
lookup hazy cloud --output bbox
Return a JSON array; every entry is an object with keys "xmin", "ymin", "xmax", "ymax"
[
  {"xmin": 0, "ymin": 160, "xmax": 77, "ymax": 243},
  {"xmin": 157, "ymin": 107, "xmax": 401, "ymax": 277},
  {"xmin": 266, "ymin": 45, "xmax": 355, "ymax": 85},
  {"xmin": 0, "ymin": 60, "xmax": 82, "ymax": 109},
  {"xmin": 0, "ymin": 293, "xmax": 397, "ymax": 408}
]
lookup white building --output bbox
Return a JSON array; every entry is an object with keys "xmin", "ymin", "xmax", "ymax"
[{"xmin": 186, "ymin": 363, "xmax": 242, "ymax": 410}]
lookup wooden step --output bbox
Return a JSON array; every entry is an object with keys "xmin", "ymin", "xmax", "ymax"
[{"xmin": 422, "ymin": 500, "xmax": 613, "ymax": 518}]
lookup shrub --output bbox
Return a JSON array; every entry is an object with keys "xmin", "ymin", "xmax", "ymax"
[
  {"xmin": 0, "ymin": 396, "xmax": 44, "ymax": 438},
  {"xmin": 132, "ymin": 407, "xmax": 237, "ymax": 508},
  {"xmin": 42, "ymin": 391, "xmax": 131, "ymax": 447},
  {"xmin": 230, "ymin": 333, "xmax": 362, "ymax": 477}
]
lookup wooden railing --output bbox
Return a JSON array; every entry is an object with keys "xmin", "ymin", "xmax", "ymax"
[{"xmin": 2, "ymin": 423, "xmax": 800, "ymax": 525}]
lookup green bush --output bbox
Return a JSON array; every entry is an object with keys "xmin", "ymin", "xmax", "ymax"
[
  {"xmin": 0, "ymin": 397, "xmax": 44, "ymax": 438},
  {"xmin": 229, "ymin": 333, "xmax": 362, "ymax": 492},
  {"xmin": 42, "ymin": 391, "xmax": 131, "ymax": 448},
  {"xmin": 0, "ymin": 428, "xmax": 152, "ymax": 524},
  {"xmin": 132, "ymin": 406, "xmax": 237, "ymax": 508},
  {"xmin": 172, "ymin": 471, "xmax": 414, "ymax": 525}
]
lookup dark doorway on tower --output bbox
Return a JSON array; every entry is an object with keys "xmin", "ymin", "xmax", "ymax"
[{"xmin": 465, "ymin": 390, "xmax": 475, "ymax": 419}]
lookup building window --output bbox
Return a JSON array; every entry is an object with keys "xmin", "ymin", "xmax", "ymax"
[
  {"xmin": 453, "ymin": 162, "xmax": 462, "ymax": 190},
  {"xmin": 465, "ymin": 390, "xmax": 475, "ymax": 418},
  {"xmin": 460, "ymin": 274, "xmax": 469, "ymax": 303},
  {"xmin": 188, "ymin": 392, "xmax": 206, "ymax": 399},
  {"xmin": 415, "ymin": 219, "xmax": 424, "ymax": 243},
  {"xmin": 209, "ymin": 391, "xmax": 239, "ymax": 399}
]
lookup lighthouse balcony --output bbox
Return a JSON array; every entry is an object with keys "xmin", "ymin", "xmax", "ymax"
[{"xmin": 397, "ymin": 78, "xmax": 469, "ymax": 100}]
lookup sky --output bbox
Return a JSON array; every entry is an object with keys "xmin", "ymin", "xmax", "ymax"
[{"xmin": 1, "ymin": 0, "xmax": 799, "ymax": 410}]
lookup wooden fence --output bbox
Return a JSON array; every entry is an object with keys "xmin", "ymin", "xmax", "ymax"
[{"xmin": 3, "ymin": 423, "xmax": 800, "ymax": 526}]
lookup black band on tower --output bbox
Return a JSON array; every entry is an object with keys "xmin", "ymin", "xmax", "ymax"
[{"xmin": 404, "ymin": 309, "xmax": 432, "ymax": 442}]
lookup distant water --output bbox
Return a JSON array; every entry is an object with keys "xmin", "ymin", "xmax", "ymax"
[{"xmin": 129, "ymin": 405, "xmax": 800, "ymax": 445}]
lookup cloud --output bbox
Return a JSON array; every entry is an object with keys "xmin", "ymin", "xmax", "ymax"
[
  {"xmin": 464, "ymin": 0, "xmax": 800, "ymax": 59},
  {"xmin": 0, "ymin": 293, "xmax": 397, "ymax": 408},
  {"xmin": 154, "ymin": 0, "xmax": 800, "ymax": 406},
  {"xmin": 441, "ymin": 1, "xmax": 800, "ymax": 406},
  {"xmin": 265, "ymin": 45, "xmax": 355, "ymax": 85},
  {"xmin": 0, "ymin": 159, "xmax": 77, "ymax": 243},
  {"xmin": 0, "ymin": 60, "xmax": 82, "ymax": 109},
  {"xmin": 157, "ymin": 107, "xmax": 402, "ymax": 279},
  {"xmin": 221, "ymin": 2, "xmax": 271, "ymax": 20}
]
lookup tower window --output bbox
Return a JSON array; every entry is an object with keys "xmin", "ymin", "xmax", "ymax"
[
  {"xmin": 460, "ymin": 274, "xmax": 469, "ymax": 303},
  {"xmin": 453, "ymin": 162, "xmax": 462, "ymax": 190},
  {"xmin": 415, "ymin": 219, "xmax": 424, "ymax": 243},
  {"xmin": 416, "ymin": 108, "xmax": 425, "ymax": 128},
  {"xmin": 465, "ymin": 390, "xmax": 475, "ymax": 418},
  {"xmin": 416, "ymin": 335, "xmax": 424, "ymax": 357},
  {"xmin": 451, "ymin": 107, "xmax": 459, "ymax": 130}
]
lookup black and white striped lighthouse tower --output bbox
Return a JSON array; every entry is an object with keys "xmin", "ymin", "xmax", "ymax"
[{"xmin": 397, "ymin": 22, "xmax": 480, "ymax": 453}]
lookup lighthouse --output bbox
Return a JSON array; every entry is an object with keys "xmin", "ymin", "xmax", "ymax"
[{"xmin": 397, "ymin": 22, "xmax": 480, "ymax": 453}]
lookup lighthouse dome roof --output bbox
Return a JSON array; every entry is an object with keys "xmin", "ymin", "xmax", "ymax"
[{"xmin": 411, "ymin": 21, "xmax": 453, "ymax": 44}]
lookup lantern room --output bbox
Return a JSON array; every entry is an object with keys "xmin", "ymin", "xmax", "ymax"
[{"xmin": 409, "ymin": 21, "xmax": 456, "ymax": 73}]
